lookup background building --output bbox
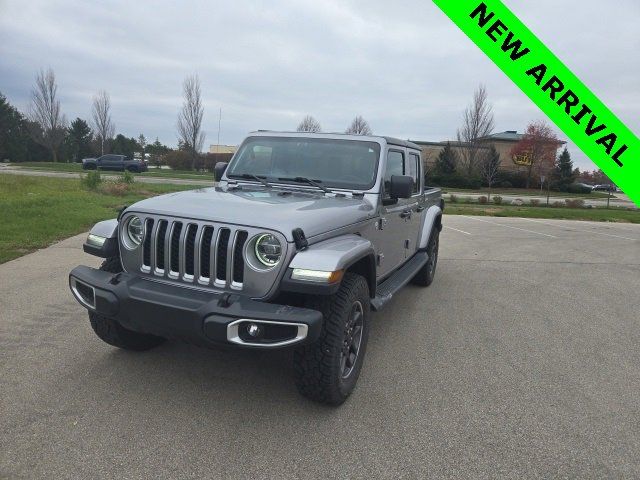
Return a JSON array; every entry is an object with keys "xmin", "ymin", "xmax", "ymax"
[
  {"xmin": 209, "ymin": 144, "xmax": 237, "ymax": 154},
  {"xmin": 411, "ymin": 130, "xmax": 565, "ymax": 173}
]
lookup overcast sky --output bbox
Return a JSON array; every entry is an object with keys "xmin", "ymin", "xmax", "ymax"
[{"xmin": 1, "ymin": 0, "xmax": 638, "ymax": 170}]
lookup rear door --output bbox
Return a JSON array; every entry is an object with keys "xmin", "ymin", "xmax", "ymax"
[
  {"xmin": 113, "ymin": 155, "xmax": 125, "ymax": 170},
  {"xmin": 405, "ymin": 150, "xmax": 424, "ymax": 256}
]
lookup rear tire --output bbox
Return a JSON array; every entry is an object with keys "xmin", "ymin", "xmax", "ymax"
[
  {"xmin": 412, "ymin": 228, "xmax": 439, "ymax": 287},
  {"xmin": 88, "ymin": 256, "xmax": 165, "ymax": 351},
  {"xmin": 293, "ymin": 273, "xmax": 371, "ymax": 405}
]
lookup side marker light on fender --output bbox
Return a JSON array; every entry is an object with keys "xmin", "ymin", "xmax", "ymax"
[
  {"xmin": 86, "ymin": 234, "xmax": 106, "ymax": 247},
  {"xmin": 291, "ymin": 269, "xmax": 344, "ymax": 283}
]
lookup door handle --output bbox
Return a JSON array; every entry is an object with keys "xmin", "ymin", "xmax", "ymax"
[
  {"xmin": 416, "ymin": 205, "xmax": 426, "ymax": 212},
  {"xmin": 400, "ymin": 209, "xmax": 412, "ymax": 219}
]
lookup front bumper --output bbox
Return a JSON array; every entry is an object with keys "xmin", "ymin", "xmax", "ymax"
[{"xmin": 69, "ymin": 265, "xmax": 323, "ymax": 349}]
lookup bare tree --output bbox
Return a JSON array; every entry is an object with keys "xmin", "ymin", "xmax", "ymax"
[
  {"xmin": 296, "ymin": 115, "xmax": 322, "ymax": 133},
  {"xmin": 479, "ymin": 145, "xmax": 501, "ymax": 200},
  {"xmin": 177, "ymin": 75, "xmax": 205, "ymax": 170},
  {"xmin": 345, "ymin": 115, "xmax": 372, "ymax": 135},
  {"xmin": 92, "ymin": 90, "xmax": 115, "ymax": 155},
  {"xmin": 457, "ymin": 85, "xmax": 494, "ymax": 175},
  {"xmin": 27, "ymin": 68, "xmax": 67, "ymax": 162}
]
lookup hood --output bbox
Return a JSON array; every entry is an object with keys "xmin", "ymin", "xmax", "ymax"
[{"xmin": 127, "ymin": 186, "xmax": 376, "ymax": 241}]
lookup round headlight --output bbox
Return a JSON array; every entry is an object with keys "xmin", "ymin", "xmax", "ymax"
[
  {"xmin": 254, "ymin": 233, "xmax": 282, "ymax": 267},
  {"xmin": 124, "ymin": 216, "xmax": 143, "ymax": 248}
]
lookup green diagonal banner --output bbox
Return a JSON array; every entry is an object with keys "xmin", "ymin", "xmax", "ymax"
[{"xmin": 433, "ymin": 0, "xmax": 639, "ymax": 207}]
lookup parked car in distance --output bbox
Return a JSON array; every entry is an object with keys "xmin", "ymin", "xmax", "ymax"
[
  {"xmin": 592, "ymin": 184, "xmax": 617, "ymax": 192},
  {"xmin": 82, "ymin": 154, "xmax": 148, "ymax": 173},
  {"xmin": 69, "ymin": 131, "xmax": 443, "ymax": 405},
  {"xmin": 567, "ymin": 183, "xmax": 594, "ymax": 194}
]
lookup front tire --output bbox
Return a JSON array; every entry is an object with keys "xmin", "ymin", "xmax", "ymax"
[
  {"xmin": 293, "ymin": 273, "xmax": 371, "ymax": 405},
  {"xmin": 89, "ymin": 311, "xmax": 165, "ymax": 351},
  {"xmin": 99, "ymin": 256, "xmax": 122, "ymax": 273},
  {"xmin": 88, "ymin": 256, "xmax": 165, "ymax": 351},
  {"xmin": 412, "ymin": 227, "xmax": 439, "ymax": 287}
]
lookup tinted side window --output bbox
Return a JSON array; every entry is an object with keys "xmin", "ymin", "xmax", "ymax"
[
  {"xmin": 408, "ymin": 153, "xmax": 420, "ymax": 193},
  {"xmin": 384, "ymin": 150, "xmax": 404, "ymax": 196}
]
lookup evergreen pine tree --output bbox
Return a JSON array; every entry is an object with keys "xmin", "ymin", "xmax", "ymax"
[
  {"xmin": 66, "ymin": 118, "xmax": 93, "ymax": 162},
  {"xmin": 435, "ymin": 142, "xmax": 457, "ymax": 174},
  {"xmin": 553, "ymin": 147, "xmax": 575, "ymax": 188}
]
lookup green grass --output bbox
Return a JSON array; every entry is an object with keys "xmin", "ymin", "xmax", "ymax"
[
  {"xmin": 10, "ymin": 162, "xmax": 212, "ymax": 180},
  {"xmin": 443, "ymin": 187, "xmax": 610, "ymax": 199},
  {"xmin": 445, "ymin": 202, "xmax": 640, "ymax": 223},
  {"xmin": 0, "ymin": 175, "xmax": 194, "ymax": 264}
]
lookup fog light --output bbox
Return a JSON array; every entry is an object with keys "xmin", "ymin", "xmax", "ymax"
[{"xmin": 247, "ymin": 323, "xmax": 262, "ymax": 338}]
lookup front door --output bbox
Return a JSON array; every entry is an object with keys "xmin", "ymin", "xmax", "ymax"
[{"xmin": 99, "ymin": 155, "xmax": 115, "ymax": 170}]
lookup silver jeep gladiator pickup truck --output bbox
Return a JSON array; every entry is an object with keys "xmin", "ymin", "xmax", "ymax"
[{"xmin": 69, "ymin": 131, "xmax": 443, "ymax": 405}]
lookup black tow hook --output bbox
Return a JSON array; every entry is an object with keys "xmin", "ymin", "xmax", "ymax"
[
  {"xmin": 109, "ymin": 273, "xmax": 123, "ymax": 285},
  {"xmin": 218, "ymin": 293, "xmax": 239, "ymax": 308}
]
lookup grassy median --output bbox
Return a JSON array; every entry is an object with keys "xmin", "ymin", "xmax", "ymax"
[
  {"xmin": 443, "ymin": 187, "xmax": 610, "ymax": 199},
  {"xmin": 0, "ymin": 175, "xmax": 194, "ymax": 264},
  {"xmin": 445, "ymin": 203, "xmax": 640, "ymax": 223}
]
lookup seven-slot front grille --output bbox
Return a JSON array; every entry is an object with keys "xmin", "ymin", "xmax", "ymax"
[{"xmin": 140, "ymin": 218, "xmax": 248, "ymax": 290}]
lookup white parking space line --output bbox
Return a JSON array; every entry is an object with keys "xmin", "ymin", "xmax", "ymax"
[
  {"xmin": 444, "ymin": 226, "xmax": 472, "ymax": 235},
  {"xmin": 517, "ymin": 218, "xmax": 638, "ymax": 241},
  {"xmin": 459, "ymin": 215, "xmax": 558, "ymax": 238}
]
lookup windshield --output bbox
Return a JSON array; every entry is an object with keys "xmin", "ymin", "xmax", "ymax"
[{"xmin": 227, "ymin": 136, "xmax": 381, "ymax": 190}]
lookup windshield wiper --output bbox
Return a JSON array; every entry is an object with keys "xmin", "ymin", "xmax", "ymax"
[
  {"xmin": 228, "ymin": 173, "xmax": 272, "ymax": 189},
  {"xmin": 278, "ymin": 176, "xmax": 333, "ymax": 194}
]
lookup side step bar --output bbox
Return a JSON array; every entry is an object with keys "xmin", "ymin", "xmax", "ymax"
[{"xmin": 371, "ymin": 251, "xmax": 428, "ymax": 311}]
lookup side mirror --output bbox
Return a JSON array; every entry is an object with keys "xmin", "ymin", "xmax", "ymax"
[
  {"xmin": 389, "ymin": 175, "xmax": 413, "ymax": 199},
  {"xmin": 214, "ymin": 162, "xmax": 228, "ymax": 181}
]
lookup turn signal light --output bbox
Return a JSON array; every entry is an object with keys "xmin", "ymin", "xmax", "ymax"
[{"xmin": 291, "ymin": 269, "xmax": 344, "ymax": 283}]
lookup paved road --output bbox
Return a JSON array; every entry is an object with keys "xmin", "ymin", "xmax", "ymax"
[
  {"xmin": 1, "ymin": 216, "xmax": 639, "ymax": 479},
  {"xmin": 0, "ymin": 166, "xmax": 213, "ymax": 186}
]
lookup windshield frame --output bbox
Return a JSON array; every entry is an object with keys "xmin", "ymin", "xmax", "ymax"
[{"xmin": 225, "ymin": 135, "xmax": 383, "ymax": 192}]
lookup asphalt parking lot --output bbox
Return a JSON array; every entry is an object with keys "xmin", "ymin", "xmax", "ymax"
[{"xmin": 1, "ymin": 215, "xmax": 639, "ymax": 479}]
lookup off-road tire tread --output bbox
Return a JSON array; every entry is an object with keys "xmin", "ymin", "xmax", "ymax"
[
  {"xmin": 89, "ymin": 312, "xmax": 165, "ymax": 351},
  {"xmin": 88, "ymin": 256, "xmax": 165, "ymax": 351},
  {"xmin": 293, "ymin": 273, "xmax": 370, "ymax": 405},
  {"xmin": 99, "ymin": 256, "xmax": 122, "ymax": 273}
]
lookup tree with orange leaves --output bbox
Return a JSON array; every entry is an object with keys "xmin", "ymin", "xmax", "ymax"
[{"xmin": 510, "ymin": 121, "xmax": 561, "ymax": 188}]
